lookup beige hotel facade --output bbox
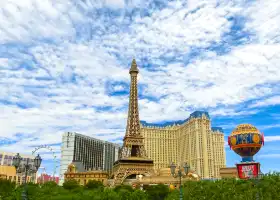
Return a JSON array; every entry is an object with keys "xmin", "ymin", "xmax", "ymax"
[{"xmin": 140, "ymin": 111, "xmax": 226, "ymax": 179}]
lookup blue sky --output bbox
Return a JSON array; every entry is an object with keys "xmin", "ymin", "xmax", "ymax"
[{"xmin": 0, "ymin": 0, "xmax": 280, "ymax": 176}]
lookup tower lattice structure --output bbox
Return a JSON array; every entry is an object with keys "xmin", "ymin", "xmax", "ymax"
[{"xmin": 111, "ymin": 59, "xmax": 154, "ymax": 186}]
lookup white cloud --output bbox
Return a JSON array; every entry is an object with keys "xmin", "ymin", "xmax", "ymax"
[
  {"xmin": 105, "ymin": 0, "xmax": 125, "ymax": 8},
  {"xmin": 0, "ymin": 0, "xmax": 82, "ymax": 43},
  {"xmin": 113, "ymin": 85, "xmax": 125, "ymax": 92},
  {"xmin": 0, "ymin": 0, "xmax": 279, "ymax": 167},
  {"xmin": 0, "ymin": 58, "xmax": 9, "ymax": 66},
  {"xmin": 249, "ymin": 96, "xmax": 280, "ymax": 108},
  {"xmin": 104, "ymin": 0, "xmax": 239, "ymax": 60},
  {"xmin": 215, "ymin": 123, "xmax": 236, "ymax": 130},
  {"xmin": 263, "ymin": 136, "xmax": 280, "ymax": 142},
  {"xmin": 245, "ymin": 0, "xmax": 280, "ymax": 44},
  {"xmin": 137, "ymin": 44, "xmax": 280, "ymax": 119},
  {"xmin": 211, "ymin": 108, "xmax": 259, "ymax": 117}
]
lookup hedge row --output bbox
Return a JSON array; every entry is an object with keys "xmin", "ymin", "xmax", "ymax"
[{"xmin": 0, "ymin": 173, "xmax": 279, "ymax": 200}]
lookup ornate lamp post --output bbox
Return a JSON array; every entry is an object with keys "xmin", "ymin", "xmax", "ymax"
[
  {"xmin": 12, "ymin": 153, "xmax": 42, "ymax": 200},
  {"xmin": 138, "ymin": 174, "xmax": 144, "ymax": 190},
  {"xmin": 170, "ymin": 162, "xmax": 190, "ymax": 200}
]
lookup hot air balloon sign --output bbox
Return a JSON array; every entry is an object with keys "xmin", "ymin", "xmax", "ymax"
[
  {"xmin": 228, "ymin": 124, "xmax": 264, "ymax": 179},
  {"xmin": 228, "ymin": 124, "xmax": 264, "ymax": 162}
]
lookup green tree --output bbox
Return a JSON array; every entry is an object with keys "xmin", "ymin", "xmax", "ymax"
[
  {"xmin": 0, "ymin": 179, "xmax": 16, "ymax": 199},
  {"xmin": 62, "ymin": 179, "xmax": 80, "ymax": 190},
  {"xmin": 34, "ymin": 181, "xmax": 67, "ymax": 199},
  {"xmin": 25, "ymin": 182, "xmax": 40, "ymax": 200},
  {"xmin": 1, "ymin": 174, "xmax": 279, "ymax": 200},
  {"xmin": 101, "ymin": 188, "xmax": 120, "ymax": 200},
  {"xmin": 114, "ymin": 184, "xmax": 134, "ymax": 193},
  {"xmin": 131, "ymin": 189, "xmax": 148, "ymax": 200},
  {"xmin": 84, "ymin": 180, "xmax": 104, "ymax": 190},
  {"xmin": 165, "ymin": 189, "xmax": 179, "ymax": 200},
  {"xmin": 145, "ymin": 184, "xmax": 169, "ymax": 200},
  {"xmin": 181, "ymin": 174, "xmax": 280, "ymax": 200},
  {"xmin": 118, "ymin": 189, "xmax": 132, "ymax": 200},
  {"xmin": 41, "ymin": 181, "xmax": 58, "ymax": 188}
]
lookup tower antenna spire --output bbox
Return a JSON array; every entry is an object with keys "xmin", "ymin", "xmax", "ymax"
[{"xmin": 129, "ymin": 58, "xmax": 139, "ymax": 74}]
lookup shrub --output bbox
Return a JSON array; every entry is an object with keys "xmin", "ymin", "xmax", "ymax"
[
  {"xmin": 0, "ymin": 179, "xmax": 16, "ymax": 198},
  {"xmin": 145, "ymin": 184, "xmax": 169, "ymax": 200},
  {"xmin": 114, "ymin": 184, "xmax": 134, "ymax": 193},
  {"xmin": 84, "ymin": 180, "xmax": 104, "ymax": 190},
  {"xmin": 1, "ymin": 174, "xmax": 280, "ymax": 200},
  {"xmin": 62, "ymin": 179, "xmax": 80, "ymax": 190}
]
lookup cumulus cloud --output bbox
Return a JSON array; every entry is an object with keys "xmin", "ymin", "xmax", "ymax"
[
  {"xmin": 263, "ymin": 136, "xmax": 280, "ymax": 142},
  {"xmin": 210, "ymin": 108, "xmax": 259, "ymax": 117},
  {"xmin": 0, "ymin": 0, "xmax": 280, "ymax": 173},
  {"xmin": 0, "ymin": 0, "xmax": 81, "ymax": 43},
  {"xmin": 245, "ymin": 0, "xmax": 280, "ymax": 44},
  {"xmin": 249, "ymin": 96, "xmax": 280, "ymax": 108}
]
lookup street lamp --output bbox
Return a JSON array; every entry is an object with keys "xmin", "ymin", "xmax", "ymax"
[
  {"xmin": 12, "ymin": 153, "xmax": 42, "ymax": 200},
  {"xmin": 170, "ymin": 162, "xmax": 190, "ymax": 200},
  {"xmin": 138, "ymin": 174, "xmax": 144, "ymax": 190}
]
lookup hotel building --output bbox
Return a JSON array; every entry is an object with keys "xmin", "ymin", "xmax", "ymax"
[
  {"xmin": 141, "ymin": 111, "xmax": 226, "ymax": 179},
  {"xmin": 59, "ymin": 132, "xmax": 120, "ymax": 185}
]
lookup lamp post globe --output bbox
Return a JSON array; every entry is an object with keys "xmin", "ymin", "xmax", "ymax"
[
  {"xmin": 12, "ymin": 153, "xmax": 22, "ymax": 169},
  {"xmin": 183, "ymin": 163, "xmax": 190, "ymax": 175},
  {"xmin": 34, "ymin": 154, "xmax": 42, "ymax": 170},
  {"xmin": 170, "ymin": 162, "xmax": 176, "ymax": 176},
  {"xmin": 170, "ymin": 162, "xmax": 190, "ymax": 200}
]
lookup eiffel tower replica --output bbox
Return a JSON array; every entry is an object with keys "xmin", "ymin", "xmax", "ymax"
[{"xmin": 112, "ymin": 59, "xmax": 154, "ymax": 186}]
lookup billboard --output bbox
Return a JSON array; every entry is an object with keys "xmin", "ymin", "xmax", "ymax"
[{"xmin": 236, "ymin": 162, "xmax": 260, "ymax": 179}]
